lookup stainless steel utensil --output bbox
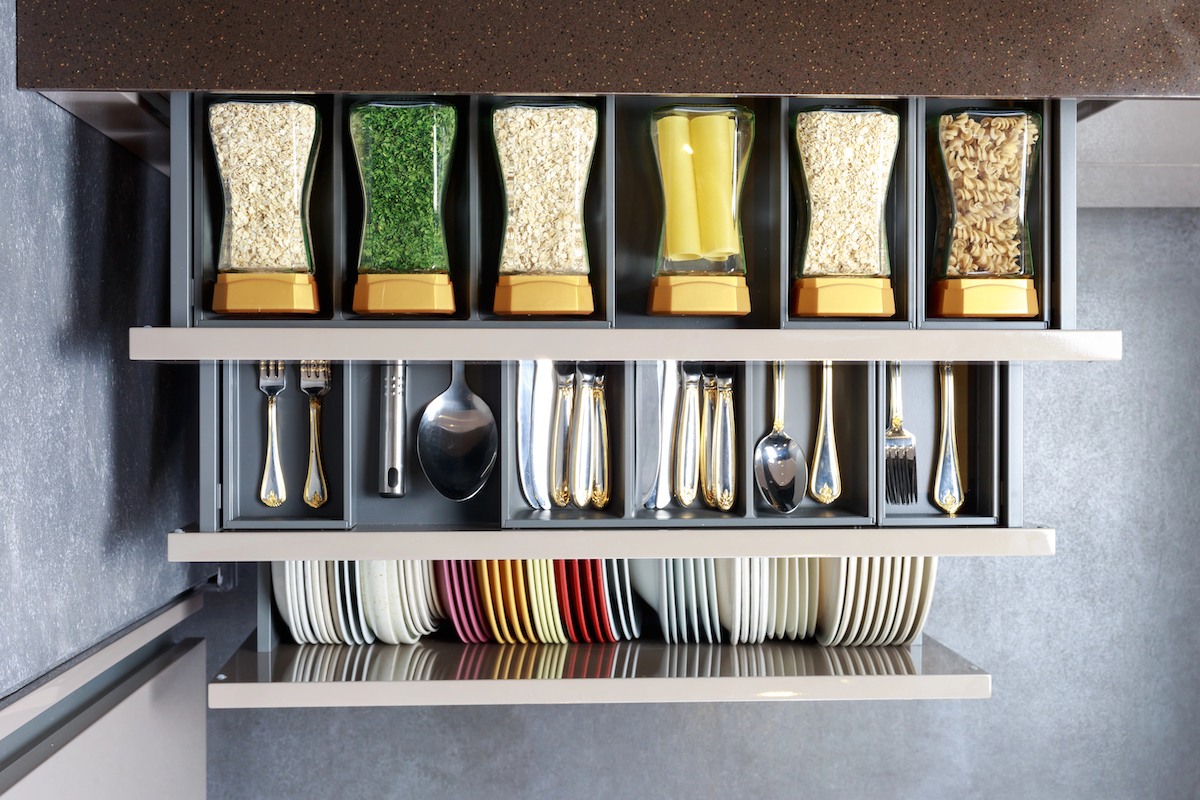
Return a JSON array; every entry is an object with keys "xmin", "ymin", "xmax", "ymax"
[
  {"xmin": 550, "ymin": 362, "xmax": 576, "ymax": 507},
  {"xmin": 517, "ymin": 360, "xmax": 546, "ymax": 509},
  {"xmin": 300, "ymin": 361, "xmax": 332, "ymax": 509},
  {"xmin": 754, "ymin": 361, "xmax": 805, "ymax": 513},
  {"xmin": 258, "ymin": 360, "xmax": 287, "ymax": 508},
  {"xmin": 416, "ymin": 362, "xmax": 498, "ymax": 502},
  {"xmin": 379, "ymin": 361, "xmax": 406, "ymax": 498},
  {"xmin": 884, "ymin": 361, "xmax": 917, "ymax": 505},
  {"xmin": 809, "ymin": 360, "xmax": 842, "ymax": 505},
  {"xmin": 674, "ymin": 363, "xmax": 702, "ymax": 507},
  {"xmin": 711, "ymin": 366, "xmax": 737, "ymax": 511},
  {"xmin": 933, "ymin": 362, "xmax": 965, "ymax": 514},
  {"xmin": 700, "ymin": 367, "xmax": 718, "ymax": 508},
  {"xmin": 531, "ymin": 359, "xmax": 554, "ymax": 510},
  {"xmin": 653, "ymin": 360, "xmax": 679, "ymax": 509},
  {"xmin": 636, "ymin": 361, "xmax": 662, "ymax": 507},
  {"xmin": 591, "ymin": 366, "xmax": 610, "ymax": 509},
  {"xmin": 570, "ymin": 364, "xmax": 597, "ymax": 508}
]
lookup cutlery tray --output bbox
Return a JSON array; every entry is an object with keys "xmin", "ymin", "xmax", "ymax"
[
  {"xmin": 181, "ymin": 94, "xmax": 1071, "ymax": 330},
  {"xmin": 211, "ymin": 360, "xmax": 1015, "ymax": 531}
]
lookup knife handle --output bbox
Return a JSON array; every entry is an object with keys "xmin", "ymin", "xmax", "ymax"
[
  {"xmin": 550, "ymin": 370, "xmax": 575, "ymax": 508},
  {"xmin": 379, "ymin": 361, "xmax": 406, "ymax": 497},
  {"xmin": 700, "ymin": 374, "xmax": 717, "ymax": 508},
  {"xmin": 713, "ymin": 377, "xmax": 736, "ymax": 511},
  {"xmin": 569, "ymin": 373, "xmax": 595, "ymax": 509},
  {"xmin": 674, "ymin": 370, "xmax": 701, "ymax": 507},
  {"xmin": 591, "ymin": 377, "xmax": 610, "ymax": 509},
  {"xmin": 933, "ymin": 362, "xmax": 965, "ymax": 514}
]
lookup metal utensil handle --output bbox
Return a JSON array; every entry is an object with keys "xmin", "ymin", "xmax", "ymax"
[
  {"xmin": 889, "ymin": 361, "xmax": 904, "ymax": 428},
  {"xmin": 550, "ymin": 368, "xmax": 575, "ymax": 508},
  {"xmin": 380, "ymin": 360, "xmax": 406, "ymax": 497},
  {"xmin": 591, "ymin": 379, "xmax": 610, "ymax": 509},
  {"xmin": 570, "ymin": 370, "xmax": 595, "ymax": 508},
  {"xmin": 772, "ymin": 361, "xmax": 786, "ymax": 432},
  {"xmin": 700, "ymin": 375, "xmax": 717, "ymax": 508},
  {"xmin": 261, "ymin": 396, "xmax": 286, "ymax": 507},
  {"xmin": 516, "ymin": 360, "xmax": 537, "ymax": 508},
  {"xmin": 713, "ymin": 379, "xmax": 737, "ymax": 511},
  {"xmin": 809, "ymin": 360, "xmax": 842, "ymax": 505},
  {"xmin": 303, "ymin": 396, "xmax": 329, "ymax": 508},
  {"xmin": 675, "ymin": 370, "xmax": 701, "ymax": 506},
  {"xmin": 933, "ymin": 362, "xmax": 965, "ymax": 514}
]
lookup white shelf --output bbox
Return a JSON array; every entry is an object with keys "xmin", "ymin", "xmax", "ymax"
[
  {"xmin": 131, "ymin": 327, "xmax": 1122, "ymax": 363},
  {"xmin": 208, "ymin": 635, "xmax": 989, "ymax": 708},
  {"xmin": 168, "ymin": 526, "xmax": 1054, "ymax": 562}
]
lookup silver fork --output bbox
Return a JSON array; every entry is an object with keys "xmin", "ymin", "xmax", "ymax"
[
  {"xmin": 885, "ymin": 361, "xmax": 917, "ymax": 505},
  {"xmin": 300, "ymin": 360, "xmax": 332, "ymax": 508},
  {"xmin": 258, "ymin": 361, "xmax": 287, "ymax": 508}
]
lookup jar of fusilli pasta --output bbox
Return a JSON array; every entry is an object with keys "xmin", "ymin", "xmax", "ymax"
[
  {"xmin": 930, "ymin": 108, "xmax": 1041, "ymax": 318},
  {"xmin": 791, "ymin": 106, "xmax": 899, "ymax": 318}
]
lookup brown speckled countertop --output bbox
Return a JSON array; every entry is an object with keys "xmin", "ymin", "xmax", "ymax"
[{"xmin": 16, "ymin": 1, "xmax": 1200, "ymax": 96}]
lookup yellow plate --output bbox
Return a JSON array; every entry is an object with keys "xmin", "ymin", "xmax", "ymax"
[
  {"xmin": 489, "ymin": 560, "xmax": 517, "ymax": 644},
  {"xmin": 512, "ymin": 560, "xmax": 540, "ymax": 643},
  {"xmin": 501, "ymin": 561, "xmax": 530, "ymax": 644},
  {"xmin": 525, "ymin": 560, "xmax": 550, "ymax": 643},
  {"xmin": 475, "ymin": 561, "xmax": 506, "ymax": 643}
]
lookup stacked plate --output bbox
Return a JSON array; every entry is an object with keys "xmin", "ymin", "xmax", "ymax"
[
  {"xmin": 814, "ymin": 556, "xmax": 937, "ymax": 647},
  {"xmin": 271, "ymin": 560, "xmax": 443, "ymax": 645}
]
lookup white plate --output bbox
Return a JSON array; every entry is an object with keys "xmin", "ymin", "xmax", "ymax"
[
  {"xmin": 893, "ymin": 556, "xmax": 926, "ymax": 645},
  {"xmin": 339, "ymin": 562, "xmax": 365, "ymax": 645},
  {"xmin": 692, "ymin": 558, "xmax": 712, "ymax": 644},
  {"xmin": 815, "ymin": 557, "xmax": 847, "ymax": 646},
  {"xmin": 318, "ymin": 560, "xmax": 344, "ymax": 644},
  {"xmin": 406, "ymin": 560, "xmax": 435, "ymax": 635},
  {"xmin": 682, "ymin": 558, "xmax": 699, "ymax": 643},
  {"xmin": 904, "ymin": 556, "xmax": 939, "ymax": 644},
  {"xmin": 288, "ymin": 561, "xmax": 314, "ymax": 644},
  {"xmin": 735, "ymin": 558, "xmax": 748, "ymax": 644},
  {"xmin": 850, "ymin": 557, "xmax": 881, "ymax": 646},
  {"xmin": 805, "ymin": 557, "xmax": 819, "ymax": 638},
  {"xmin": 629, "ymin": 559, "xmax": 667, "ymax": 642},
  {"xmin": 664, "ymin": 557, "xmax": 678, "ymax": 643},
  {"xmin": 352, "ymin": 561, "xmax": 376, "ymax": 644},
  {"xmin": 272, "ymin": 562, "xmax": 300, "ymax": 643},
  {"xmin": 765, "ymin": 558, "xmax": 778, "ymax": 640},
  {"xmin": 598, "ymin": 559, "xmax": 623, "ymax": 642},
  {"xmin": 303, "ymin": 561, "xmax": 332, "ymax": 643},
  {"xmin": 391, "ymin": 561, "xmax": 422, "ymax": 644},
  {"xmin": 620, "ymin": 559, "xmax": 643, "ymax": 639},
  {"xmin": 863, "ymin": 557, "xmax": 893, "ymax": 646},
  {"xmin": 605, "ymin": 559, "xmax": 631, "ymax": 641},
  {"xmin": 785, "ymin": 558, "xmax": 802, "ymax": 641},
  {"xmin": 326, "ymin": 561, "xmax": 351, "ymax": 645},
  {"xmin": 773, "ymin": 558, "xmax": 788, "ymax": 640},
  {"xmin": 703, "ymin": 558, "xmax": 721, "ymax": 644},
  {"xmin": 424, "ymin": 561, "xmax": 444, "ymax": 620},
  {"xmin": 673, "ymin": 559, "xmax": 690, "ymax": 643},
  {"xmin": 879, "ymin": 557, "xmax": 910, "ymax": 645},
  {"xmin": 525, "ymin": 560, "xmax": 549, "ymax": 643},
  {"xmin": 714, "ymin": 558, "xmax": 737, "ymax": 645},
  {"xmin": 362, "ymin": 560, "xmax": 396, "ymax": 644},
  {"xmin": 830, "ymin": 557, "xmax": 865, "ymax": 646}
]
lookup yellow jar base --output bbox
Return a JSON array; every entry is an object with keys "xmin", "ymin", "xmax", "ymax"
[
  {"xmin": 212, "ymin": 272, "xmax": 319, "ymax": 315},
  {"xmin": 933, "ymin": 277, "xmax": 1039, "ymax": 318},
  {"xmin": 352, "ymin": 273, "xmax": 456, "ymax": 315},
  {"xmin": 791, "ymin": 277, "xmax": 896, "ymax": 318},
  {"xmin": 493, "ymin": 274, "xmax": 594, "ymax": 316},
  {"xmin": 648, "ymin": 274, "xmax": 751, "ymax": 317}
]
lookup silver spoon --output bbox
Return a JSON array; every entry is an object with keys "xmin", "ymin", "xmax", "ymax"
[
  {"xmin": 754, "ymin": 361, "xmax": 806, "ymax": 513},
  {"xmin": 417, "ymin": 361, "xmax": 498, "ymax": 502}
]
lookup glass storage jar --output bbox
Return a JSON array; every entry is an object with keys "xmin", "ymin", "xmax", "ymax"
[
  {"xmin": 648, "ymin": 105, "xmax": 754, "ymax": 316},
  {"xmin": 929, "ymin": 108, "xmax": 1041, "ymax": 317},
  {"xmin": 209, "ymin": 99, "xmax": 321, "ymax": 314},
  {"xmin": 349, "ymin": 100, "xmax": 458, "ymax": 315},
  {"xmin": 492, "ymin": 101, "xmax": 598, "ymax": 316},
  {"xmin": 791, "ymin": 106, "xmax": 899, "ymax": 318}
]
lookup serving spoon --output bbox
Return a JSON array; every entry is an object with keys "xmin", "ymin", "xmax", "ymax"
[
  {"xmin": 753, "ymin": 361, "xmax": 806, "ymax": 513},
  {"xmin": 417, "ymin": 362, "xmax": 498, "ymax": 501}
]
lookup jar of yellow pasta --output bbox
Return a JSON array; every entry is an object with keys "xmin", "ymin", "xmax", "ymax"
[
  {"xmin": 648, "ymin": 105, "xmax": 754, "ymax": 316},
  {"xmin": 791, "ymin": 106, "xmax": 899, "ymax": 318},
  {"xmin": 930, "ymin": 109, "xmax": 1041, "ymax": 318}
]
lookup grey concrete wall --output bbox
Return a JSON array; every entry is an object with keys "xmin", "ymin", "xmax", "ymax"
[
  {"xmin": 1078, "ymin": 100, "xmax": 1200, "ymax": 207},
  {"xmin": 200, "ymin": 206, "xmax": 1200, "ymax": 798},
  {"xmin": 0, "ymin": 0, "xmax": 208, "ymax": 698}
]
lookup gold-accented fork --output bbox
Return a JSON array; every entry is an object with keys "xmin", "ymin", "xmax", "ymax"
[
  {"xmin": 258, "ymin": 361, "xmax": 287, "ymax": 508},
  {"xmin": 300, "ymin": 360, "xmax": 332, "ymax": 508},
  {"xmin": 884, "ymin": 361, "xmax": 917, "ymax": 505}
]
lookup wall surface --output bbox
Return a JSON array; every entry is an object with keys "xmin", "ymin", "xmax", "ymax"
[
  {"xmin": 200, "ymin": 221, "xmax": 1200, "ymax": 795},
  {"xmin": 1078, "ymin": 100, "xmax": 1200, "ymax": 207},
  {"xmin": 0, "ymin": 0, "xmax": 208, "ymax": 699}
]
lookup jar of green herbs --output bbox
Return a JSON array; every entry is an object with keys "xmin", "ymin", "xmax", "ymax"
[{"xmin": 349, "ymin": 100, "xmax": 458, "ymax": 314}]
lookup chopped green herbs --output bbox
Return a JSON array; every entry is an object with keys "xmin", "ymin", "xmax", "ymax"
[{"xmin": 350, "ymin": 102, "xmax": 456, "ymax": 274}]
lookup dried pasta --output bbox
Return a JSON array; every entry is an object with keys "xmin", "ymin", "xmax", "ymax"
[{"xmin": 938, "ymin": 112, "xmax": 1039, "ymax": 277}]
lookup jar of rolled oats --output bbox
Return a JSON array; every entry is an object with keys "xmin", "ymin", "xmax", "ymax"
[
  {"xmin": 791, "ymin": 106, "xmax": 899, "ymax": 318},
  {"xmin": 930, "ymin": 108, "xmax": 1041, "ymax": 318},
  {"xmin": 209, "ymin": 99, "xmax": 321, "ymax": 314},
  {"xmin": 648, "ymin": 104, "xmax": 754, "ymax": 316},
  {"xmin": 491, "ymin": 101, "xmax": 598, "ymax": 316}
]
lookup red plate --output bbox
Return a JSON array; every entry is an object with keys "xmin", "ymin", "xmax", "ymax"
[
  {"xmin": 568, "ymin": 560, "xmax": 592, "ymax": 643},
  {"xmin": 580, "ymin": 560, "xmax": 606, "ymax": 643},
  {"xmin": 590, "ymin": 560, "xmax": 618, "ymax": 643},
  {"xmin": 554, "ymin": 560, "xmax": 579, "ymax": 643}
]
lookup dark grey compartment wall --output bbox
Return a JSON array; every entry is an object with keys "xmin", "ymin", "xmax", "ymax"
[
  {"xmin": 0, "ymin": 0, "xmax": 208, "ymax": 698},
  {"xmin": 205, "ymin": 209, "xmax": 1200, "ymax": 798}
]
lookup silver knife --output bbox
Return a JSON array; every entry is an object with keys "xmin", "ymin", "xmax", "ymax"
[
  {"xmin": 531, "ymin": 359, "xmax": 554, "ymax": 510},
  {"xmin": 517, "ymin": 360, "xmax": 542, "ymax": 509},
  {"xmin": 675, "ymin": 362, "xmax": 702, "ymax": 507},
  {"xmin": 636, "ymin": 361, "xmax": 662, "ymax": 507},
  {"xmin": 653, "ymin": 360, "xmax": 679, "ymax": 509}
]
